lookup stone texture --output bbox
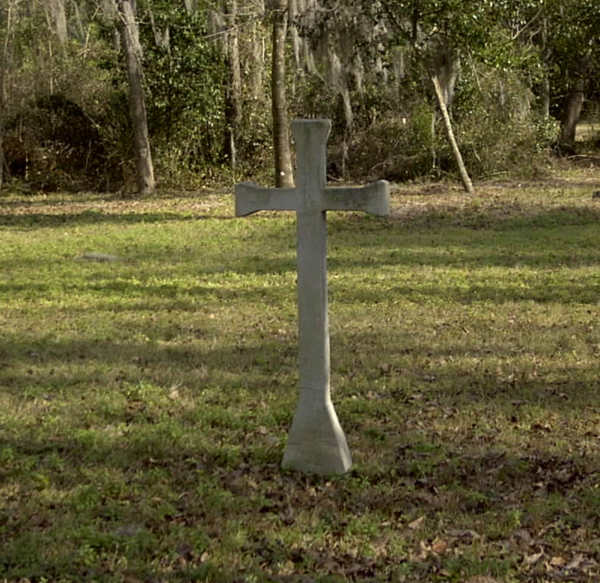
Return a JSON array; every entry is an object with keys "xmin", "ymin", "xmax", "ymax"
[{"xmin": 235, "ymin": 119, "xmax": 389, "ymax": 475}]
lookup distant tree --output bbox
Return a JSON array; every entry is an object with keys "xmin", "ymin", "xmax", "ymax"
[
  {"xmin": 222, "ymin": 0, "xmax": 242, "ymax": 170},
  {"xmin": 117, "ymin": 0, "xmax": 155, "ymax": 194},
  {"xmin": 494, "ymin": 0, "xmax": 600, "ymax": 150},
  {"xmin": 270, "ymin": 0, "xmax": 294, "ymax": 187},
  {"xmin": 297, "ymin": 0, "xmax": 484, "ymax": 192},
  {"xmin": 45, "ymin": 0, "xmax": 68, "ymax": 48},
  {"xmin": 139, "ymin": 1, "xmax": 228, "ymax": 179},
  {"xmin": 248, "ymin": 0, "xmax": 266, "ymax": 101},
  {"xmin": 543, "ymin": 0, "xmax": 600, "ymax": 149},
  {"xmin": 0, "ymin": 0, "xmax": 18, "ymax": 191}
]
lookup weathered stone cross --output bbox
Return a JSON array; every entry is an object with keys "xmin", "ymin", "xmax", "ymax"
[{"xmin": 235, "ymin": 119, "xmax": 389, "ymax": 475}]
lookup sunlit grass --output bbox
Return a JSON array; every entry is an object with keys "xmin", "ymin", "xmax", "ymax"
[{"xmin": 1, "ymin": 173, "xmax": 600, "ymax": 581}]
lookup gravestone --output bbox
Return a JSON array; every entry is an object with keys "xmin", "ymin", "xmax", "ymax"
[{"xmin": 235, "ymin": 119, "xmax": 389, "ymax": 475}]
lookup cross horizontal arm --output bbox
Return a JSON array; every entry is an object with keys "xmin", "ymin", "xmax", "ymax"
[
  {"xmin": 235, "ymin": 183, "xmax": 298, "ymax": 217},
  {"xmin": 323, "ymin": 180, "xmax": 390, "ymax": 216}
]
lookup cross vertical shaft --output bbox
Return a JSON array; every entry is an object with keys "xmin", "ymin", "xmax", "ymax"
[
  {"xmin": 281, "ymin": 121, "xmax": 352, "ymax": 474},
  {"xmin": 296, "ymin": 119, "xmax": 329, "ymax": 392}
]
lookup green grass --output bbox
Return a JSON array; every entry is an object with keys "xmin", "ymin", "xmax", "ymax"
[{"xmin": 1, "ymin": 173, "xmax": 600, "ymax": 582}]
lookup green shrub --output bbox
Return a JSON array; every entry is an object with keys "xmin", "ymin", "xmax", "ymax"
[{"xmin": 454, "ymin": 66, "xmax": 555, "ymax": 178}]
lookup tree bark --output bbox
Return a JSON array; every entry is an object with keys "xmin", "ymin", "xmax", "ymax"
[
  {"xmin": 223, "ymin": 0, "xmax": 242, "ymax": 170},
  {"xmin": 118, "ymin": 0, "xmax": 155, "ymax": 195},
  {"xmin": 433, "ymin": 50, "xmax": 460, "ymax": 111},
  {"xmin": 270, "ymin": 0, "xmax": 294, "ymax": 187},
  {"xmin": 560, "ymin": 77, "xmax": 585, "ymax": 147},
  {"xmin": 289, "ymin": 0, "xmax": 300, "ymax": 67},
  {"xmin": 50, "ymin": 0, "xmax": 68, "ymax": 47},
  {"xmin": 541, "ymin": 75, "xmax": 550, "ymax": 119},
  {"xmin": 183, "ymin": 0, "xmax": 197, "ymax": 14},
  {"xmin": 249, "ymin": 4, "xmax": 265, "ymax": 100},
  {"xmin": 0, "ymin": 0, "xmax": 15, "ymax": 191},
  {"xmin": 540, "ymin": 17, "xmax": 550, "ymax": 119},
  {"xmin": 432, "ymin": 74, "xmax": 474, "ymax": 195}
]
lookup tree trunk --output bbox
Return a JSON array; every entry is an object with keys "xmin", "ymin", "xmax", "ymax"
[
  {"xmin": 248, "ymin": 0, "xmax": 265, "ymax": 100},
  {"xmin": 560, "ymin": 77, "xmax": 585, "ymax": 148},
  {"xmin": 223, "ymin": 0, "xmax": 242, "ymax": 170},
  {"xmin": 50, "ymin": 0, "xmax": 68, "ymax": 47},
  {"xmin": 432, "ymin": 74, "xmax": 474, "ymax": 195},
  {"xmin": 0, "ymin": 111, "xmax": 4, "ymax": 191},
  {"xmin": 183, "ymin": 0, "xmax": 197, "ymax": 14},
  {"xmin": 118, "ymin": 0, "xmax": 155, "ymax": 195},
  {"xmin": 432, "ymin": 44, "xmax": 460, "ymax": 111},
  {"xmin": 430, "ymin": 111, "xmax": 436, "ymax": 172},
  {"xmin": 270, "ymin": 0, "xmax": 294, "ymax": 187},
  {"xmin": 0, "ymin": 0, "xmax": 15, "ymax": 191},
  {"xmin": 297, "ymin": 0, "xmax": 316, "ymax": 75},
  {"xmin": 289, "ymin": 0, "xmax": 300, "ymax": 67},
  {"xmin": 0, "ymin": 34, "xmax": 5, "ymax": 191},
  {"xmin": 541, "ymin": 74, "xmax": 550, "ymax": 119},
  {"xmin": 540, "ymin": 18, "xmax": 550, "ymax": 119}
]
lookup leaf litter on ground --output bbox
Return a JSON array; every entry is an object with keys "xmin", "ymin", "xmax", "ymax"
[{"xmin": 2, "ymin": 169, "xmax": 600, "ymax": 581}]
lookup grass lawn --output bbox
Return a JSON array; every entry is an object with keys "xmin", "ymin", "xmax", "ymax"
[{"xmin": 1, "ymin": 169, "xmax": 600, "ymax": 582}]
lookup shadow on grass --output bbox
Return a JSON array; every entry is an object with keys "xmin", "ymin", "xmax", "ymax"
[
  {"xmin": 0, "ymin": 331, "xmax": 297, "ymax": 397},
  {"xmin": 0, "ymin": 210, "xmax": 232, "ymax": 228},
  {"xmin": 330, "ymin": 277, "xmax": 600, "ymax": 305},
  {"xmin": 1, "ymin": 265, "xmax": 596, "ymax": 310},
  {"xmin": 2, "ymin": 394, "xmax": 599, "ymax": 581},
  {"xmin": 2, "ymin": 324, "xmax": 598, "ymax": 413},
  {"xmin": 1, "ymin": 198, "xmax": 600, "ymax": 231},
  {"xmin": 332, "ymin": 201, "xmax": 600, "ymax": 232},
  {"xmin": 4, "ymin": 193, "xmax": 600, "ymax": 580},
  {"xmin": 0, "ymin": 275, "xmax": 297, "ymax": 306}
]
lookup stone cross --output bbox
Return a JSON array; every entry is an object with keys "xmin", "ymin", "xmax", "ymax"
[{"xmin": 235, "ymin": 119, "xmax": 389, "ymax": 475}]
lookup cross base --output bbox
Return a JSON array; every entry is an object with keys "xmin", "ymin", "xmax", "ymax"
[{"xmin": 281, "ymin": 389, "xmax": 352, "ymax": 475}]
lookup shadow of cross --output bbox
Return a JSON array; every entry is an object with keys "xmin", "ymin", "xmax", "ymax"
[{"xmin": 235, "ymin": 119, "xmax": 390, "ymax": 475}]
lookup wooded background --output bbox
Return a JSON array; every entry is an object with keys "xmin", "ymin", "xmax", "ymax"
[{"xmin": 0, "ymin": 0, "xmax": 599, "ymax": 193}]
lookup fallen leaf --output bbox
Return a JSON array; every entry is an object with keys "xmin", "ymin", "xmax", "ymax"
[
  {"xmin": 565, "ymin": 554, "xmax": 585, "ymax": 570},
  {"xmin": 431, "ymin": 538, "xmax": 448, "ymax": 554},
  {"xmin": 549, "ymin": 556, "xmax": 566, "ymax": 567},
  {"xmin": 408, "ymin": 516, "xmax": 425, "ymax": 530},
  {"xmin": 448, "ymin": 528, "xmax": 480, "ymax": 542},
  {"xmin": 448, "ymin": 528, "xmax": 480, "ymax": 541},
  {"xmin": 531, "ymin": 422, "xmax": 552, "ymax": 432},
  {"xmin": 279, "ymin": 560, "xmax": 295, "ymax": 575},
  {"xmin": 417, "ymin": 539, "xmax": 430, "ymax": 560},
  {"xmin": 512, "ymin": 528, "xmax": 533, "ymax": 546},
  {"xmin": 524, "ymin": 548, "xmax": 544, "ymax": 566}
]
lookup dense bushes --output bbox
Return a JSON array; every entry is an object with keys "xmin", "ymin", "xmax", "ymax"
[
  {"xmin": 0, "ymin": 60, "xmax": 569, "ymax": 192},
  {"xmin": 0, "ymin": 2, "xmax": 597, "ymax": 193},
  {"xmin": 331, "ymin": 66, "xmax": 560, "ymax": 183}
]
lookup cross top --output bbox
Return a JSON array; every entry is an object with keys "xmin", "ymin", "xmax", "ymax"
[
  {"xmin": 235, "ymin": 119, "xmax": 390, "ymax": 475},
  {"xmin": 235, "ymin": 119, "xmax": 389, "ymax": 218}
]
